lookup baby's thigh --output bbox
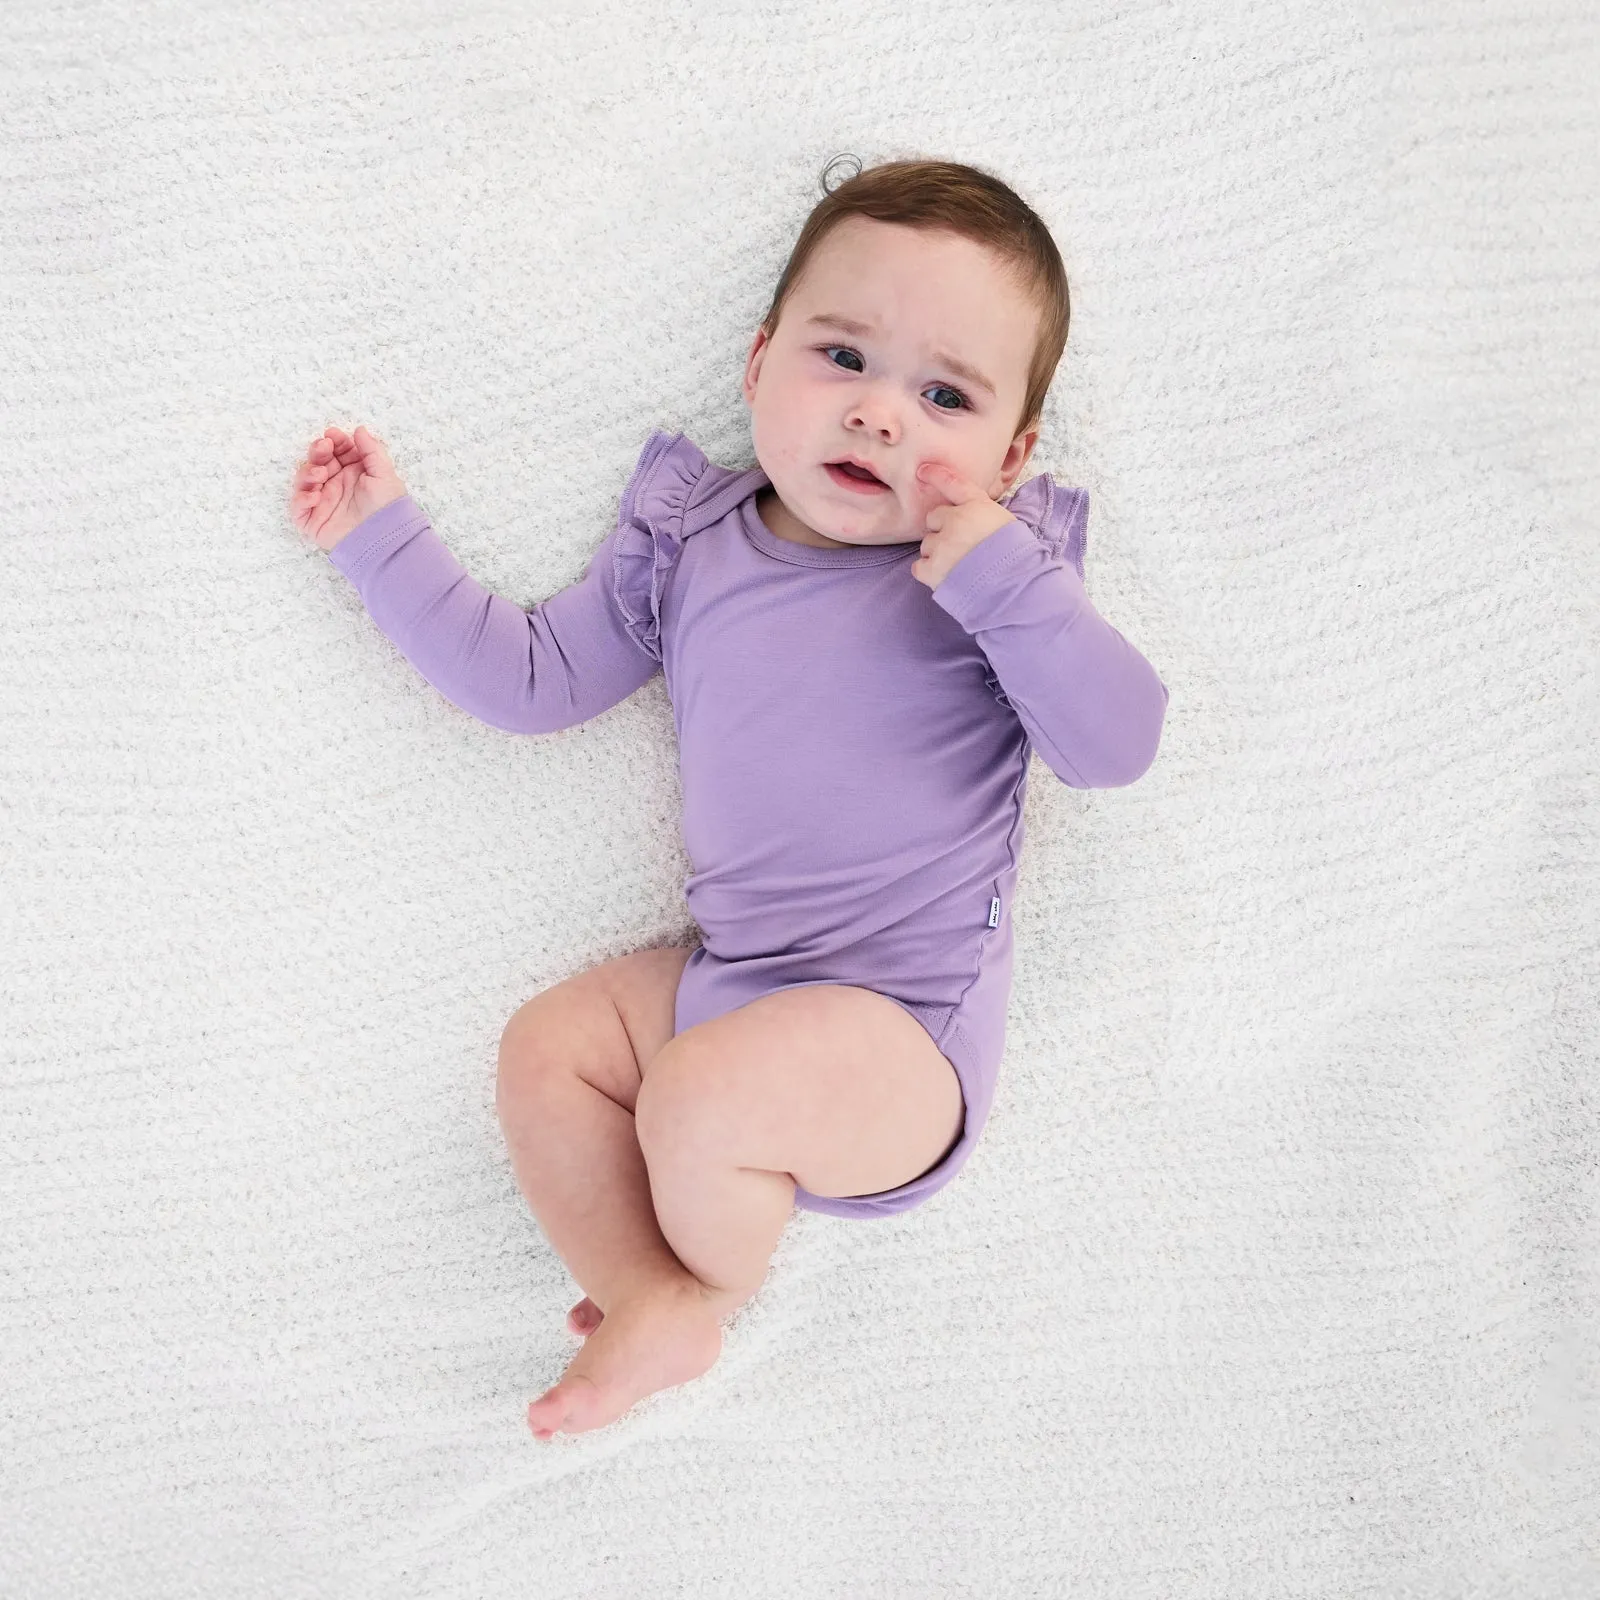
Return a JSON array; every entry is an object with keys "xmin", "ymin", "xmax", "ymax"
[
  {"xmin": 497, "ymin": 944, "xmax": 696, "ymax": 1116},
  {"xmin": 652, "ymin": 983, "xmax": 963, "ymax": 1201}
]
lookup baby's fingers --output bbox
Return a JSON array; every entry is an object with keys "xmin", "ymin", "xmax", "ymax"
[{"xmin": 323, "ymin": 427, "xmax": 358, "ymax": 462}]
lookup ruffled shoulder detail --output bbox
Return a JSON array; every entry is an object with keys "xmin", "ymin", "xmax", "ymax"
[
  {"xmin": 998, "ymin": 472, "xmax": 1089, "ymax": 582},
  {"xmin": 612, "ymin": 430, "xmax": 744, "ymax": 662}
]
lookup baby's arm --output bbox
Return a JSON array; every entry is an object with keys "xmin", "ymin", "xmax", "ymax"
[
  {"xmin": 935, "ymin": 519, "xmax": 1168, "ymax": 788},
  {"xmin": 295, "ymin": 430, "xmax": 660, "ymax": 736}
]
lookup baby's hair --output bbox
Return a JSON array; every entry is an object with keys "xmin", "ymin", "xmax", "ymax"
[{"xmin": 759, "ymin": 152, "xmax": 1072, "ymax": 443}]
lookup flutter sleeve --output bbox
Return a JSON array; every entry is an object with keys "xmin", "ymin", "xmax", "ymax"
[
  {"xmin": 324, "ymin": 431, "xmax": 703, "ymax": 735},
  {"xmin": 930, "ymin": 474, "xmax": 1170, "ymax": 788},
  {"xmin": 609, "ymin": 429, "xmax": 708, "ymax": 662}
]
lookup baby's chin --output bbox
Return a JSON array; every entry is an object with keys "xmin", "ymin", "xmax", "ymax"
[
  {"xmin": 801, "ymin": 496, "xmax": 920, "ymax": 547},
  {"xmin": 825, "ymin": 517, "xmax": 923, "ymax": 548},
  {"xmin": 809, "ymin": 521, "xmax": 915, "ymax": 550}
]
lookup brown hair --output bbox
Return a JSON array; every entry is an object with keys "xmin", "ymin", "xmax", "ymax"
[{"xmin": 757, "ymin": 153, "xmax": 1072, "ymax": 444}]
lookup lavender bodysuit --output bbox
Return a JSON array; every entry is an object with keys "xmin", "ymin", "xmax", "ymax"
[{"xmin": 329, "ymin": 430, "xmax": 1169, "ymax": 1218}]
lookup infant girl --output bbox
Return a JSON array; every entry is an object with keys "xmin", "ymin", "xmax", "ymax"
[{"xmin": 288, "ymin": 156, "xmax": 1168, "ymax": 1442}]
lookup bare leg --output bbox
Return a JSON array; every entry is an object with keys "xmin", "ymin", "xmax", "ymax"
[
  {"xmin": 497, "ymin": 1061, "xmax": 697, "ymax": 1316},
  {"xmin": 638, "ymin": 1133, "xmax": 798, "ymax": 1313},
  {"xmin": 564, "ymin": 1148, "xmax": 796, "ymax": 1339},
  {"xmin": 498, "ymin": 1062, "xmax": 787, "ymax": 1440},
  {"xmin": 569, "ymin": 1139, "xmax": 800, "ymax": 1337}
]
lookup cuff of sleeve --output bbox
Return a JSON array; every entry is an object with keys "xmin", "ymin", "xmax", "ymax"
[
  {"xmin": 933, "ymin": 517, "xmax": 1040, "ymax": 603},
  {"xmin": 327, "ymin": 494, "xmax": 431, "ymax": 582}
]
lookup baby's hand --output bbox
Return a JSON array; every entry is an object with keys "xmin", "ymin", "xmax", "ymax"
[{"xmin": 289, "ymin": 424, "xmax": 409, "ymax": 553}]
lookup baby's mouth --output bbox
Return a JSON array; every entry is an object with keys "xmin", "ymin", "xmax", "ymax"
[{"xmin": 825, "ymin": 460, "xmax": 891, "ymax": 492}]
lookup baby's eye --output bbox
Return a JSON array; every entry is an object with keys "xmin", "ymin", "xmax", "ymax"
[{"xmin": 817, "ymin": 346, "xmax": 970, "ymax": 412}]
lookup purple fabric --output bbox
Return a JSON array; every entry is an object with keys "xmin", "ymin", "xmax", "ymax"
[{"xmin": 329, "ymin": 429, "xmax": 1169, "ymax": 1218}]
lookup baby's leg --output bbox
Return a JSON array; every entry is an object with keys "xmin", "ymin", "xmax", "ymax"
[
  {"xmin": 498, "ymin": 945, "xmax": 773, "ymax": 1440},
  {"xmin": 496, "ymin": 945, "xmax": 698, "ymax": 1316}
]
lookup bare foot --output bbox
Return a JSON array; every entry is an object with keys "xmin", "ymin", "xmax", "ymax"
[
  {"xmin": 529, "ymin": 1283, "xmax": 722, "ymax": 1440},
  {"xmin": 566, "ymin": 1296, "xmax": 603, "ymax": 1337}
]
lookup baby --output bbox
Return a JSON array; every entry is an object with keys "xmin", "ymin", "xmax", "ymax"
[{"xmin": 288, "ymin": 156, "xmax": 1169, "ymax": 1444}]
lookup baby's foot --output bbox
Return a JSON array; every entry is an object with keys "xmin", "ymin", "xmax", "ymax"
[{"xmin": 529, "ymin": 1283, "xmax": 722, "ymax": 1440}]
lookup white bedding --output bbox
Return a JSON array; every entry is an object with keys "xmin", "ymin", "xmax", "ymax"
[{"xmin": 2, "ymin": 0, "xmax": 1596, "ymax": 1594}]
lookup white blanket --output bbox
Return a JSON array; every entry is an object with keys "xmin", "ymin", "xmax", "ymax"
[{"xmin": 3, "ymin": 0, "xmax": 1596, "ymax": 1594}]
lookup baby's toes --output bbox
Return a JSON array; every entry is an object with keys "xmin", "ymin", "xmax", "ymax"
[
  {"xmin": 529, "ymin": 1373, "xmax": 604, "ymax": 1438},
  {"xmin": 567, "ymin": 1297, "xmax": 603, "ymax": 1336}
]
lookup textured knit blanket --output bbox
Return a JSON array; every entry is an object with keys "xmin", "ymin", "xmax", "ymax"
[{"xmin": 3, "ymin": 2, "xmax": 1596, "ymax": 1596}]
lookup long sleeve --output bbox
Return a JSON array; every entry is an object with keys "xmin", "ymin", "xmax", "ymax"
[
  {"xmin": 325, "ymin": 494, "xmax": 660, "ymax": 735},
  {"xmin": 931, "ymin": 517, "xmax": 1169, "ymax": 788}
]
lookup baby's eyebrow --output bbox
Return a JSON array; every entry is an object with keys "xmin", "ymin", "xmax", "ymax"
[{"xmin": 804, "ymin": 312, "xmax": 998, "ymax": 399}]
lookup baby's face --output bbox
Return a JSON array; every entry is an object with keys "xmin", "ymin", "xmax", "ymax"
[{"xmin": 743, "ymin": 215, "xmax": 1041, "ymax": 550}]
